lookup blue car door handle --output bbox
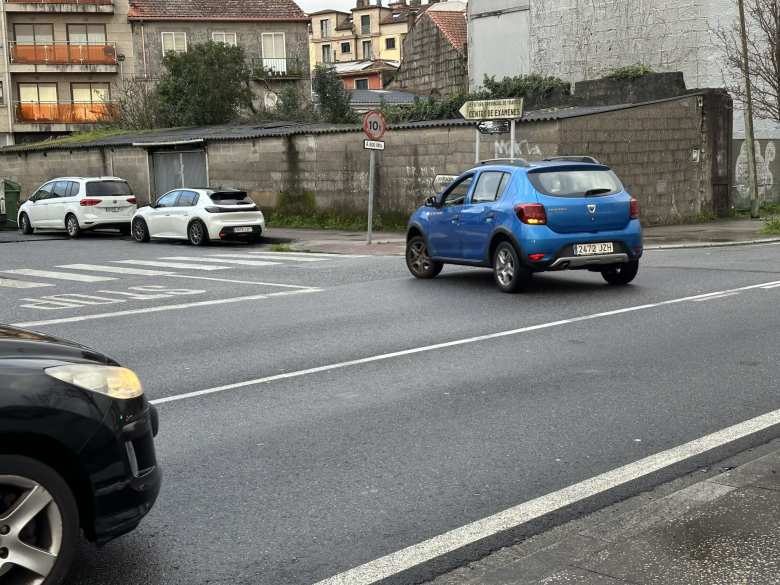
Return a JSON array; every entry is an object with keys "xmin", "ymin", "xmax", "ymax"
[{"xmin": 485, "ymin": 213, "xmax": 496, "ymax": 223}]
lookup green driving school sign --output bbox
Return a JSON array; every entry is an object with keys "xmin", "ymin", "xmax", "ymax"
[{"xmin": 459, "ymin": 98, "xmax": 525, "ymax": 121}]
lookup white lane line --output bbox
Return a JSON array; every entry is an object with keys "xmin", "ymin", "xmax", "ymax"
[
  {"xmin": 0, "ymin": 278, "xmax": 53, "ymax": 289},
  {"xmin": 162, "ymin": 256, "xmax": 280, "ymax": 267},
  {"xmin": 58, "ymin": 264, "xmax": 174, "ymax": 276},
  {"xmin": 2, "ymin": 269, "xmax": 116, "ymax": 283},
  {"xmin": 760, "ymin": 282, "xmax": 780, "ymax": 289},
  {"xmin": 12, "ymin": 288, "xmax": 322, "ymax": 328},
  {"xmin": 218, "ymin": 253, "xmax": 322, "ymax": 263},
  {"xmin": 251, "ymin": 251, "xmax": 369, "ymax": 259},
  {"xmin": 149, "ymin": 278, "xmax": 780, "ymax": 407},
  {"xmin": 114, "ymin": 260, "xmax": 230, "ymax": 271},
  {"xmin": 691, "ymin": 292, "xmax": 741, "ymax": 302},
  {"xmin": 310, "ymin": 407, "xmax": 780, "ymax": 585},
  {"xmin": 164, "ymin": 274, "xmax": 315, "ymax": 289}
]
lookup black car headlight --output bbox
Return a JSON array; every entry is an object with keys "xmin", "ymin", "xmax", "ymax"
[{"xmin": 45, "ymin": 365, "xmax": 144, "ymax": 399}]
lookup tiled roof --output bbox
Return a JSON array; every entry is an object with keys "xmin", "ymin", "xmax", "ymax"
[
  {"xmin": 427, "ymin": 10, "xmax": 467, "ymax": 52},
  {"xmin": 128, "ymin": 0, "xmax": 308, "ymax": 21}
]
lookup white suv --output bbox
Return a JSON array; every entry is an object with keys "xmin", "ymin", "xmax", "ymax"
[{"xmin": 18, "ymin": 176, "xmax": 138, "ymax": 238}]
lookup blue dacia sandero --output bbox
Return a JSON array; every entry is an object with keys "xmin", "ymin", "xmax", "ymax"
[{"xmin": 405, "ymin": 157, "xmax": 643, "ymax": 293}]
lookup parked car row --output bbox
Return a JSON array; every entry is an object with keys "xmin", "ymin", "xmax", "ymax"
[{"xmin": 17, "ymin": 177, "xmax": 266, "ymax": 246}]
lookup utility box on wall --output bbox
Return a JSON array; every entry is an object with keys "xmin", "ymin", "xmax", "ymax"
[{"xmin": 0, "ymin": 179, "xmax": 21, "ymax": 229}]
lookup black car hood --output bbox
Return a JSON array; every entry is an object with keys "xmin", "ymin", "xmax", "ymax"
[{"xmin": 0, "ymin": 325, "xmax": 117, "ymax": 364}]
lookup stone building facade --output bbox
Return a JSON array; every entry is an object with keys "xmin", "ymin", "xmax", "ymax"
[{"xmin": 390, "ymin": 4, "xmax": 468, "ymax": 96}]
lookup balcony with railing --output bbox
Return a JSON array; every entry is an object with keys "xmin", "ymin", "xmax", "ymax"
[
  {"xmin": 250, "ymin": 57, "xmax": 307, "ymax": 81},
  {"xmin": 9, "ymin": 42, "xmax": 119, "ymax": 72},
  {"xmin": 5, "ymin": 0, "xmax": 113, "ymax": 13},
  {"xmin": 15, "ymin": 101, "xmax": 118, "ymax": 125}
]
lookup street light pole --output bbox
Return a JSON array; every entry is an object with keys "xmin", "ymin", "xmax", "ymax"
[{"xmin": 738, "ymin": 0, "xmax": 760, "ymax": 219}]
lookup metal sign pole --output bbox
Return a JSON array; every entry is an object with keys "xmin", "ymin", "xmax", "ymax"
[
  {"xmin": 510, "ymin": 119, "xmax": 516, "ymax": 159},
  {"xmin": 475, "ymin": 128, "xmax": 481, "ymax": 164},
  {"xmin": 367, "ymin": 149, "xmax": 376, "ymax": 245}
]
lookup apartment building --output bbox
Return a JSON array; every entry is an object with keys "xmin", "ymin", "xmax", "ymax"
[
  {"xmin": 128, "ymin": 0, "xmax": 311, "ymax": 111},
  {"xmin": 0, "ymin": 0, "xmax": 135, "ymax": 145}
]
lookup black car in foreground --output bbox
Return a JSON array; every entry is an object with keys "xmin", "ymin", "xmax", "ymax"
[{"xmin": 0, "ymin": 325, "xmax": 161, "ymax": 585}]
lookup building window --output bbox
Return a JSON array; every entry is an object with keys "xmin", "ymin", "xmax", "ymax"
[
  {"xmin": 361, "ymin": 15, "xmax": 371, "ymax": 34},
  {"xmin": 18, "ymin": 82, "xmax": 57, "ymax": 103},
  {"xmin": 320, "ymin": 19, "xmax": 331, "ymax": 38},
  {"xmin": 67, "ymin": 24, "xmax": 107, "ymax": 45},
  {"xmin": 161, "ymin": 32, "xmax": 187, "ymax": 55},
  {"xmin": 355, "ymin": 78, "xmax": 369, "ymax": 90},
  {"xmin": 321, "ymin": 44, "xmax": 332, "ymax": 64},
  {"xmin": 341, "ymin": 41, "xmax": 351, "ymax": 54},
  {"xmin": 71, "ymin": 82, "xmax": 110, "ymax": 104},
  {"xmin": 362, "ymin": 40, "xmax": 372, "ymax": 59},
  {"xmin": 212, "ymin": 32, "xmax": 237, "ymax": 46},
  {"xmin": 14, "ymin": 24, "xmax": 54, "ymax": 45},
  {"xmin": 385, "ymin": 37, "xmax": 396, "ymax": 50},
  {"xmin": 0, "ymin": 82, "xmax": 4, "ymax": 105},
  {"xmin": 262, "ymin": 32, "xmax": 288, "ymax": 73}
]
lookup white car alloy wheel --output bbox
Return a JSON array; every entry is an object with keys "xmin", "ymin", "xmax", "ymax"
[
  {"xmin": 0, "ymin": 475, "xmax": 62, "ymax": 585},
  {"xmin": 65, "ymin": 215, "xmax": 80, "ymax": 239}
]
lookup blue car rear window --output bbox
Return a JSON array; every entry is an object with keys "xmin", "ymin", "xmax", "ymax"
[{"xmin": 528, "ymin": 168, "xmax": 623, "ymax": 198}]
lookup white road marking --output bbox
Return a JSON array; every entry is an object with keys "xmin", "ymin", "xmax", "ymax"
[
  {"xmin": 309, "ymin": 407, "xmax": 780, "ymax": 585},
  {"xmin": 0, "ymin": 278, "xmax": 53, "ymax": 289},
  {"xmin": 149, "ymin": 278, "xmax": 780, "ymax": 407},
  {"xmin": 250, "ymin": 251, "xmax": 369, "ymax": 259},
  {"xmin": 163, "ymin": 274, "xmax": 316, "ymax": 289},
  {"xmin": 59, "ymin": 264, "xmax": 174, "ymax": 276},
  {"xmin": 215, "ymin": 253, "xmax": 322, "ymax": 263},
  {"xmin": 2, "ymin": 269, "xmax": 116, "ymax": 283},
  {"xmin": 760, "ymin": 282, "xmax": 780, "ymax": 289},
  {"xmin": 162, "ymin": 256, "xmax": 280, "ymax": 267},
  {"xmin": 691, "ymin": 292, "xmax": 741, "ymax": 302},
  {"xmin": 114, "ymin": 260, "xmax": 230, "ymax": 271},
  {"xmin": 12, "ymin": 288, "xmax": 321, "ymax": 327}
]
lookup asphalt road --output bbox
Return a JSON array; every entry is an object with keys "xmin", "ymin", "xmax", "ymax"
[{"xmin": 1, "ymin": 233, "xmax": 779, "ymax": 585}]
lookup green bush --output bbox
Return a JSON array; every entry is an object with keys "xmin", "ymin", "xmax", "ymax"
[
  {"xmin": 605, "ymin": 64, "xmax": 655, "ymax": 81},
  {"xmin": 313, "ymin": 65, "xmax": 358, "ymax": 124},
  {"xmin": 762, "ymin": 216, "xmax": 780, "ymax": 234}
]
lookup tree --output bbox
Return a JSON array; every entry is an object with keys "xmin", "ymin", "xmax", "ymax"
[
  {"xmin": 715, "ymin": 0, "xmax": 780, "ymax": 120},
  {"xmin": 113, "ymin": 78, "xmax": 163, "ymax": 130},
  {"xmin": 156, "ymin": 41, "xmax": 253, "ymax": 126},
  {"xmin": 312, "ymin": 65, "xmax": 357, "ymax": 124}
]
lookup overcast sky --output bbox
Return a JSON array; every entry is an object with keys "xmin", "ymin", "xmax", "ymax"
[{"xmin": 296, "ymin": 0, "xmax": 432, "ymax": 13}]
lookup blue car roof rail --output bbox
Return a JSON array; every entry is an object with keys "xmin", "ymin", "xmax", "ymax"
[
  {"xmin": 478, "ymin": 158, "xmax": 530, "ymax": 167},
  {"xmin": 543, "ymin": 156, "xmax": 602, "ymax": 164}
]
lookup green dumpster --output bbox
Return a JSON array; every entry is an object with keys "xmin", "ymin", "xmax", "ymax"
[{"xmin": 0, "ymin": 179, "xmax": 21, "ymax": 229}]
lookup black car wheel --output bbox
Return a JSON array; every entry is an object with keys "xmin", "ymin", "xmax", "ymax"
[
  {"xmin": 19, "ymin": 213, "xmax": 33, "ymax": 235},
  {"xmin": 601, "ymin": 260, "xmax": 640, "ymax": 285},
  {"xmin": 132, "ymin": 218, "xmax": 150, "ymax": 243},
  {"xmin": 188, "ymin": 221, "xmax": 209, "ymax": 246},
  {"xmin": 65, "ymin": 215, "xmax": 80, "ymax": 239},
  {"xmin": 493, "ymin": 241, "xmax": 532, "ymax": 293},
  {"xmin": 0, "ymin": 455, "xmax": 79, "ymax": 585},
  {"xmin": 406, "ymin": 236, "xmax": 442, "ymax": 279}
]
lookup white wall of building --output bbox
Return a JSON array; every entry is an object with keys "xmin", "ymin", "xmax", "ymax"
[{"xmin": 468, "ymin": 0, "xmax": 530, "ymax": 90}]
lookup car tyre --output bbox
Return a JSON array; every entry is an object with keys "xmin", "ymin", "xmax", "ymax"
[
  {"xmin": 0, "ymin": 455, "xmax": 80, "ymax": 585},
  {"xmin": 65, "ymin": 215, "xmax": 80, "ymax": 239},
  {"xmin": 601, "ymin": 260, "xmax": 639, "ymax": 285},
  {"xmin": 493, "ymin": 241, "xmax": 532, "ymax": 293},
  {"xmin": 19, "ymin": 213, "xmax": 33, "ymax": 235},
  {"xmin": 406, "ymin": 235, "xmax": 442, "ymax": 279},
  {"xmin": 188, "ymin": 220, "xmax": 209, "ymax": 246},
  {"xmin": 132, "ymin": 218, "xmax": 150, "ymax": 243}
]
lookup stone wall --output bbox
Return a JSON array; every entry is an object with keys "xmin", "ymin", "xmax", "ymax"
[
  {"xmin": 0, "ymin": 93, "xmax": 732, "ymax": 225},
  {"xmin": 390, "ymin": 13, "xmax": 468, "ymax": 96},
  {"xmin": 733, "ymin": 139, "xmax": 780, "ymax": 208}
]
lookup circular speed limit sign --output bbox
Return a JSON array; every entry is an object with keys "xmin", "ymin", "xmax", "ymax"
[{"xmin": 363, "ymin": 111, "xmax": 387, "ymax": 140}]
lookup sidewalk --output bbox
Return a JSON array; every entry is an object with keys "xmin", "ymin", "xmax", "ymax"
[
  {"xmin": 428, "ymin": 440, "xmax": 780, "ymax": 585},
  {"xmin": 269, "ymin": 219, "xmax": 776, "ymax": 256}
]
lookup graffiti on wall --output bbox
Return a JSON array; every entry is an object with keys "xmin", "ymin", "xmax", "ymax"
[
  {"xmin": 734, "ymin": 140, "xmax": 777, "ymax": 206},
  {"xmin": 494, "ymin": 139, "xmax": 543, "ymax": 159}
]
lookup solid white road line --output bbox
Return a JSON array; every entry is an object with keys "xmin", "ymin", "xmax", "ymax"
[
  {"xmin": 149, "ymin": 278, "xmax": 780, "ymax": 407},
  {"xmin": 217, "ymin": 253, "xmax": 322, "ymax": 263},
  {"xmin": 310, "ymin": 407, "xmax": 780, "ymax": 585},
  {"xmin": 760, "ymin": 282, "xmax": 780, "ymax": 289},
  {"xmin": 114, "ymin": 260, "xmax": 230, "ymax": 271},
  {"xmin": 162, "ymin": 256, "xmax": 280, "ymax": 267},
  {"xmin": 691, "ymin": 292, "xmax": 741, "ymax": 302},
  {"xmin": 58, "ymin": 264, "xmax": 174, "ymax": 276},
  {"xmin": 2, "ymin": 269, "xmax": 116, "ymax": 283},
  {"xmin": 0, "ymin": 278, "xmax": 53, "ymax": 289},
  {"xmin": 12, "ymin": 288, "xmax": 321, "ymax": 328},
  {"xmin": 163, "ymin": 274, "xmax": 316, "ymax": 289}
]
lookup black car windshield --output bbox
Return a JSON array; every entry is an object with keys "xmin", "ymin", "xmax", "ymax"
[
  {"xmin": 528, "ymin": 168, "xmax": 623, "ymax": 198},
  {"xmin": 86, "ymin": 181, "xmax": 132, "ymax": 196},
  {"xmin": 208, "ymin": 191, "xmax": 253, "ymax": 205}
]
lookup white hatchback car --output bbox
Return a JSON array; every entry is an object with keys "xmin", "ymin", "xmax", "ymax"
[
  {"xmin": 131, "ymin": 188, "xmax": 266, "ymax": 246},
  {"xmin": 18, "ymin": 177, "xmax": 137, "ymax": 238}
]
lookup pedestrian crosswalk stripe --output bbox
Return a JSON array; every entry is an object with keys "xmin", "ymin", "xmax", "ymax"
[
  {"xmin": 59, "ymin": 264, "xmax": 174, "ymax": 276},
  {"xmin": 114, "ymin": 260, "xmax": 231, "ymax": 271},
  {"xmin": 163, "ymin": 256, "xmax": 279, "ymax": 267},
  {"xmin": 0, "ymin": 278, "xmax": 53, "ymax": 289},
  {"xmin": 218, "ymin": 253, "xmax": 322, "ymax": 263},
  {"xmin": 3, "ymin": 269, "xmax": 117, "ymax": 283}
]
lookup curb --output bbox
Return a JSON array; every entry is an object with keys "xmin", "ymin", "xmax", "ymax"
[
  {"xmin": 314, "ymin": 410, "xmax": 780, "ymax": 585},
  {"xmin": 645, "ymin": 237, "xmax": 780, "ymax": 250}
]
